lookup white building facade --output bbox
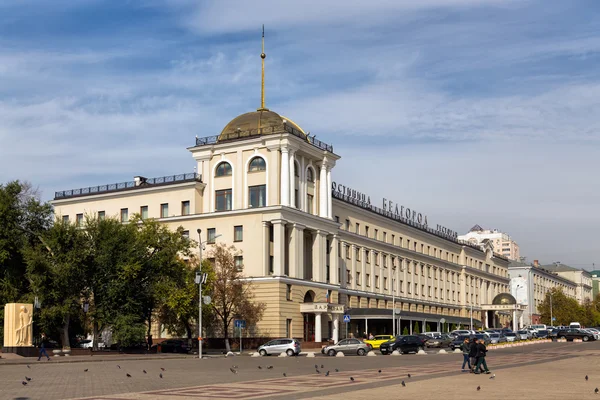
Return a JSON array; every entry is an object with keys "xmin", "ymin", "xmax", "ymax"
[{"xmin": 459, "ymin": 225, "xmax": 520, "ymax": 261}]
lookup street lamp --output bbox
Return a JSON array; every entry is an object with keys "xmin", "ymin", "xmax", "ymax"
[
  {"xmin": 515, "ymin": 284, "xmax": 523, "ymax": 331},
  {"xmin": 549, "ymin": 291, "xmax": 553, "ymax": 328},
  {"xmin": 196, "ymin": 228, "xmax": 221, "ymax": 359}
]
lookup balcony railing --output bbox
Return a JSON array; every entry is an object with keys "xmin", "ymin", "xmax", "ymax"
[
  {"xmin": 55, "ymin": 173, "xmax": 200, "ymax": 199},
  {"xmin": 195, "ymin": 123, "xmax": 334, "ymax": 153}
]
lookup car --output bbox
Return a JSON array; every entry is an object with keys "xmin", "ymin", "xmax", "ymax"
[
  {"xmin": 79, "ymin": 339, "xmax": 106, "ymax": 349},
  {"xmin": 504, "ymin": 332, "xmax": 517, "ymax": 342},
  {"xmin": 548, "ymin": 329, "xmax": 559, "ymax": 338},
  {"xmin": 450, "ymin": 330, "xmax": 475, "ymax": 337},
  {"xmin": 516, "ymin": 330, "xmax": 531, "ymax": 340},
  {"xmin": 487, "ymin": 333, "xmax": 507, "ymax": 344},
  {"xmin": 450, "ymin": 334, "xmax": 490, "ymax": 350},
  {"xmin": 379, "ymin": 335, "xmax": 427, "ymax": 355},
  {"xmin": 364, "ymin": 335, "xmax": 395, "ymax": 350},
  {"xmin": 425, "ymin": 334, "xmax": 453, "ymax": 348},
  {"xmin": 536, "ymin": 330, "xmax": 550, "ymax": 339},
  {"xmin": 556, "ymin": 329, "xmax": 595, "ymax": 342},
  {"xmin": 258, "ymin": 338, "xmax": 301, "ymax": 356},
  {"xmin": 422, "ymin": 331, "xmax": 442, "ymax": 338},
  {"xmin": 322, "ymin": 338, "xmax": 371, "ymax": 356},
  {"xmin": 156, "ymin": 339, "xmax": 190, "ymax": 353},
  {"xmin": 581, "ymin": 329, "xmax": 600, "ymax": 340}
]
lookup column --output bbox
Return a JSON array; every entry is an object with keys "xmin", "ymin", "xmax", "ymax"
[
  {"xmin": 361, "ymin": 248, "xmax": 367, "ymax": 289},
  {"xmin": 319, "ymin": 162, "xmax": 327, "ymax": 217},
  {"xmin": 387, "ymin": 255, "xmax": 393, "ymax": 295},
  {"xmin": 332, "ymin": 316, "xmax": 339, "ymax": 343},
  {"xmin": 200, "ymin": 157, "xmax": 211, "ymax": 213},
  {"xmin": 280, "ymin": 148, "xmax": 290, "ymax": 206},
  {"xmin": 289, "ymin": 223, "xmax": 304, "ymax": 278},
  {"xmin": 289, "ymin": 149, "xmax": 296, "ymax": 208},
  {"xmin": 272, "ymin": 219, "xmax": 286, "ymax": 276},
  {"xmin": 313, "ymin": 230, "xmax": 327, "ymax": 282},
  {"xmin": 370, "ymin": 250, "xmax": 376, "ymax": 291},
  {"xmin": 299, "ymin": 156, "xmax": 305, "ymax": 211},
  {"xmin": 315, "ymin": 313, "xmax": 322, "ymax": 343},
  {"xmin": 512, "ymin": 309, "xmax": 517, "ymax": 332},
  {"xmin": 296, "ymin": 224, "xmax": 305, "ymax": 279},
  {"xmin": 402, "ymin": 258, "xmax": 407, "ymax": 295},
  {"xmin": 350, "ymin": 245, "xmax": 357, "ymax": 290},
  {"xmin": 269, "ymin": 147, "xmax": 280, "ymax": 206},
  {"xmin": 262, "ymin": 221, "xmax": 270, "ymax": 275},
  {"xmin": 340, "ymin": 242, "xmax": 348, "ymax": 288},
  {"xmin": 331, "ymin": 235, "xmax": 339, "ymax": 285},
  {"xmin": 326, "ymin": 167, "xmax": 332, "ymax": 218},
  {"xmin": 460, "ymin": 267, "xmax": 467, "ymax": 306}
]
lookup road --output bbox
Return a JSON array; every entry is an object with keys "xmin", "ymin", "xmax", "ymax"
[{"xmin": 1, "ymin": 341, "xmax": 598, "ymax": 400}]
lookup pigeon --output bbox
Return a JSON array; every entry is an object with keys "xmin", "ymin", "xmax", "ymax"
[
  {"xmin": 258, "ymin": 366, "xmax": 263, "ymax": 370},
  {"xmin": 22, "ymin": 381, "xmax": 28, "ymax": 386},
  {"xmin": 143, "ymin": 370, "xmax": 147, "ymax": 374},
  {"xmin": 321, "ymin": 364, "xmax": 324, "ymax": 369},
  {"xmin": 27, "ymin": 365, "xmax": 31, "ymax": 369},
  {"xmin": 489, "ymin": 374, "xmax": 496, "ymax": 379},
  {"xmin": 335, "ymin": 368, "xmax": 340, "ymax": 372},
  {"xmin": 230, "ymin": 368, "xmax": 238, "ymax": 374},
  {"xmin": 160, "ymin": 373, "xmax": 163, "ymax": 379},
  {"xmin": 325, "ymin": 371, "xmax": 330, "ymax": 377},
  {"xmin": 160, "ymin": 367, "xmax": 166, "ymax": 371},
  {"xmin": 408, "ymin": 374, "xmax": 411, "ymax": 378},
  {"xmin": 401, "ymin": 381, "xmax": 406, "ymax": 387},
  {"xmin": 595, "ymin": 388, "xmax": 598, "ymax": 394},
  {"xmin": 25, "ymin": 376, "xmax": 32, "ymax": 381},
  {"xmin": 283, "ymin": 373, "xmax": 287, "ymax": 377},
  {"xmin": 267, "ymin": 365, "xmax": 273, "ymax": 370},
  {"xmin": 378, "ymin": 370, "xmax": 382, "ymax": 373},
  {"xmin": 315, "ymin": 364, "xmax": 319, "ymax": 369},
  {"xmin": 232, "ymin": 365, "xmax": 238, "ymax": 369},
  {"xmin": 316, "ymin": 369, "xmax": 321, "ymax": 374},
  {"xmin": 477, "ymin": 386, "xmax": 481, "ymax": 391},
  {"xmin": 587, "ymin": 375, "xmax": 589, "ymax": 381},
  {"xmin": 350, "ymin": 377, "xmax": 354, "ymax": 382},
  {"xmin": 126, "ymin": 373, "xmax": 132, "ymax": 378},
  {"xmin": 117, "ymin": 365, "xmax": 121, "ymax": 369},
  {"xmin": 84, "ymin": 369, "xmax": 88, "ymax": 372}
]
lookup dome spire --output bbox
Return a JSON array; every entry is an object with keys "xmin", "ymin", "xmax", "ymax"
[{"xmin": 258, "ymin": 25, "xmax": 269, "ymax": 111}]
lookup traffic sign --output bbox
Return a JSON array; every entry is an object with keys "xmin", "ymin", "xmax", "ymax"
[
  {"xmin": 234, "ymin": 319, "xmax": 246, "ymax": 328},
  {"xmin": 343, "ymin": 315, "xmax": 351, "ymax": 323},
  {"xmin": 203, "ymin": 295, "xmax": 211, "ymax": 305},
  {"xmin": 552, "ymin": 317, "xmax": 556, "ymax": 321}
]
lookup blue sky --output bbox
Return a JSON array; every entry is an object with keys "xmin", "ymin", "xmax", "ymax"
[{"xmin": 1, "ymin": 0, "xmax": 599, "ymax": 267}]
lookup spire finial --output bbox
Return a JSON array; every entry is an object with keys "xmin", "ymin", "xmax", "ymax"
[{"xmin": 258, "ymin": 25, "xmax": 269, "ymax": 111}]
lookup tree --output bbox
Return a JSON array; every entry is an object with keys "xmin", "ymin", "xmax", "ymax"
[
  {"xmin": 538, "ymin": 288, "xmax": 582, "ymax": 326},
  {"xmin": 402, "ymin": 326, "xmax": 409, "ymax": 335},
  {"xmin": 426, "ymin": 323, "xmax": 431, "ymax": 332},
  {"xmin": 207, "ymin": 243, "xmax": 266, "ymax": 352},
  {"xmin": 413, "ymin": 322, "xmax": 420, "ymax": 334}
]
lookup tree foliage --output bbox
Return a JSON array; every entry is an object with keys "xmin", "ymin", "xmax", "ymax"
[{"xmin": 538, "ymin": 288, "xmax": 600, "ymax": 327}]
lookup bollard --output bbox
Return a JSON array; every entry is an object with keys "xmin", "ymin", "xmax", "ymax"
[
  {"xmin": 417, "ymin": 349, "xmax": 427, "ymax": 355},
  {"xmin": 367, "ymin": 351, "xmax": 377, "ymax": 356},
  {"xmin": 391, "ymin": 350, "xmax": 401, "ymax": 356},
  {"xmin": 336, "ymin": 351, "xmax": 345, "ymax": 357},
  {"xmin": 307, "ymin": 352, "xmax": 315, "ymax": 358},
  {"xmin": 278, "ymin": 352, "xmax": 288, "ymax": 357},
  {"xmin": 251, "ymin": 352, "xmax": 261, "ymax": 357},
  {"xmin": 438, "ymin": 349, "xmax": 448, "ymax": 354}
]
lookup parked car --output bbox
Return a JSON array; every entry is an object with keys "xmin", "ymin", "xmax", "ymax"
[
  {"xmin": 488, "ymin": 333, "xmax": 507, "ymax": 344},
  {"xmin": 516, "ymin": 330, "xmax": 531, "ymax": 340},
  {"xmin": 79, "ymin": 339, "xmax": 106, "ymax": 349},
  {"xmin": 155, "ymin": 339, "xmax": 190, "ymax": 353},
  {"xmin": 449, "ymin": 334, "xmax": 490, "ymax": 350},
  {"xmin": 322, "ymin": 338, "xmax": 371, "ymax": 356},
  {"xmin": 556, "ymin": 329, "xmax": 595, "ymax": 342},
  {"xmin": 548, "ymin": 329, "xmax": 559, "ymax": 338},
  {"xmin": 422, "ymin": 331, "xmax": 442, "ymax": 338},
  {"xmin": 425, "ymin": 334, "xmax": 453, "ymax": 348},
  {"xmin": 450, "ymin": 330, "xmax": 475, "ymax": 338},
  {"xmin": 258, "ymin": 338, "xmax": 301, "ymax": 356},
  {"xmin": 380, "ymin": 335, "xmax": 427, "ymax": 355},
  {"xmin": 364, "ymin": 335, "xmax": 395, "ymax": 350},
  {"xmin": 505, "ymin": 332, "xmax": 517, "ymax": 342},
  {"xmin": 581, "ymin": 329, "xmax": 600, "ymax": 340},
  {"xmin": 536, "ymin": 330, "xmax": 550, "ymax": 339}
]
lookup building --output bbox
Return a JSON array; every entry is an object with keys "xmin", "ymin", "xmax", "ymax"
[
  {"xmin": 538, "ymin": 262, "xmax": 593, "ymax": 305},
  {"xmin": 458, "ymin": 225, "xmax": 520, "ymax": 261},
  {"xmin": 508, "ymin": 260, "xmax": 578, "ymax": 326},
  {"xmin": 589, "ymin": 270, "xmax": 600, "ymax": 299},
  {"xmin": 51, "ymin": 33, "xmax": 518, "ymax": 343}
]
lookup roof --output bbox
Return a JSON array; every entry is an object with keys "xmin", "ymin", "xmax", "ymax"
[
  {"xmin": 492, "ymin": 293, "xmax": 516, "ymax": 305},
  {"xmin": 469, "ymin": 224, "xmax": 484, "ymax": 232},
  {"xmin": 540, "ymin": 263, "xmax": 579, "ymax": 272},
  {"xmin": 218, "ymin": 109, "xmax": 306, "ymax": 141}
]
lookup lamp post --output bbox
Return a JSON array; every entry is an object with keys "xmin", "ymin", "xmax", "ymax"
[
  {"xmin": 550, "ymin": 291, "xmax": 553, "ymax": 328},
  {"xmin": 515, "ymin": 284, "xmax": 523, "ymax": 331},
  {"xmin": 196, "ymin": 228, "xmax": 221, "ymax": 359}
]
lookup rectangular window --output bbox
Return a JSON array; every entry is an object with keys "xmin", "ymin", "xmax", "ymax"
[
  {"xmin": 76, "ymin": 213, "xmax": 83, "ymax": 227},
  {"xmin": 182, "ymin": 230, "xmax": 189, "ymax": 238},
  {"xmin": 375, "ymin": 276, "xmax": 379, "ymax": 288},
  {"xmin": 249, "ymin": 184, "xmax": 266, "ymax": 208},
  {"xmin": 295, "ymin": 190, "xmax": 299, "ymax": 208},
  {"xmin": 365, "ymin": 226, "xmax": 369, "ymax": 236},
  {"xmin": 234, "ymin": 256, "xmax": 243, "ymax": 271},
  {"xmin": 62, "ymin": 215, "xmax": 69, "ymax": 223},
  {"xmin": 307, "ymin": 194, "xmax": 314, "ymax": 213},
  {"xmin": 181, "ymin": 200, "xmax": 190, "ymax": 215},
  {"xmin": 356, "ymin": 223, "xmax": 360, "ymax": 234},
  {"xmin": 120, "ymin": 208, "xmax": 128, "ymax": 222},
  {"xmin": 140, "ymin": 206, "xmax": 148, "ymax": 220},
  {"xmin": 335, "ymin": 216, "xmax": 340, "ymax": 223},
  {"xmin": 384, "ymin": 277, "xmax": 388, "ymax": 290},
  {"xmin": 422, "ymin": 285, "xmax": 425, "ymax": 296},
  {"xmin": 269, "ymin": 256, "xmax": 274, "ymax": 274},
  {"xmin": 215, "ymin": 189, "xmax": 233, "ymax": 211},
  {"xmin": 345, "ymin": 246, "xmax": 350, "ymax": 259},
  {"xmin": 391, "ymin": 234, "xmax": 395, "ymax": 245},
  {"xmin": 98, "ymin": 211, "xmax": 105, "ymax": 221},
  {"xmin": 345, "ymin": 219, "xmax": 350, "ymax": 230},
  {"xmin": 374, "ymin": 229, "xmax": 378, "ymax": 240},
  {"xmin": 356, "ymin": 272, "xmax": 360, "ymax": 284},
  {"xmin": 234, "ymin": 225, "xmax": 243, "ymax": 242},
  {"xmin": 161, "ymin": 203, "xmax": 169, "ymax": 218},
  {"xmin": 207, "ymin": 228, "xmax": 216, "ymax": 244},
  {"xmin": 286, "ymin": 319, "xmax": 292, "ymax": 338},
  {"xmin": 383, "ymin": 232, "xmax": 387, "ymax": 242},
  {"xmin": 286, "ymin": 284, "xmax": 292, "ymax": 301},
  {"xmin": 375, "ymin": 253, "xmax": 379, "ymax": 266},
  {"xmin": 366, "ymin": 274, "xmax": 370, "ymax": 287}
]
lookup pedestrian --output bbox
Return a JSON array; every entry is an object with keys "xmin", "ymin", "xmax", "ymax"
[
  {"xmin": 468, "ymin": 336, "xmax": 478, "ymax": 373},
  {"xmin": 474, "ymin": 339, "xmax": 491, "ymax": 374},
  {"xmin": 461, "ymin": 338, "xmax": 471, "ymax": 371},
  {"xmin": 368, "ymin": 332, "xmax": 374, "ymax": 340},
  {"xmin": 37, "ymin": 333, "xmax": 50, "ymax": 361},
  {"xmin": 147, "ymin": 334, "xmax": 153, "ymax": 351}
]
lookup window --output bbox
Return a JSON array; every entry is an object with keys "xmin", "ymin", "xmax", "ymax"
[
  {"xmin": 76, "ymin": 213, "xmax": 83, "ymax": 227},
  {"xmin": 286, "ymin": 319, "xmax": 292, "ymax": 337},
  {"xmin": 234, "ymin": 256, "xmax": 243, "ymax": 271},
  {"xmin": 365, "ymin": 226, "xmax": 369, "ymax": 236},
  {"xmin": 391, "ymin": 234, "xmax": 395, "ymax": 244},
  {"xmin": 307, "ymin": 194, "xmax": 314, "ymax": 212},
  {"xmin": 98, "ymin": 211, "xmax": 105, "ymax": 221},
  {"xmin": 384, "ymin": 277, "xmax": 388, "ymax": 290},
  {"xmin": 286, "ymin": 284, "xmax": 292, "ymax": 301},
  {"xmin": 375, "ymin": 276, "xmax": 379, "ymax": 288},
  {"xmin": 345, "ymin": 219, "xmax": 350, "ymax": 230},
  {"xmin": 120, "ymin": 208, "xmax": 128, "ymax": 222},
  {"xmin": 375, "ymin": 253, "xmax": 379, "ymax": 266},
  {"xmin": 294, "ymin": 162, "xmax": 299, "ymax": 177},
  {"xmin": 140, "ymin": 206, "xmax": 148, "ymax": 220},
  {"xmin": 207, "ymin": 228, "xmax": 216, "ymax": 244},
  {"xmin": 234, "ymin": 225, "xmax": 243, "ymax": 242},
  {"xmin": 269, "ymin": 256, "xmax": 274, "ymax": 274},
  {"xmin": 215, "ymin": 189, "xmax": 232, "ymax": 211},
  {"xmin": 356, "ymin": 223, "xmax": 360, "ymax": 234},
  {"xmin": 366, "ymin": 274, "xmax": 370, "ymax": 287},
  {"xmin": 215, "ymin": 162, "xmax": 232, "ymax": 176},
  {"xmin": 62, "ymin": 215, "xmax": 69, "ymax": 223},
  {"xmin": 182, "ymin": 230, "xmax": 189, "ymax": 238},
  {"xmin": 374, "ymin": 229, "xmax": 378, "ymax": 240},
  {"xmin": 295, "ymin": 190, "xmax": 299, "ymax": 208},
  {"xmin": 248, "ymin": 157, "xmax": 266, "ymax": 172},
  {"xmin": 356, "ymin": 272, "xmax": 360, "ymax": 283},
  {"xmin": 356, "ymin": 248, "xmax": 361, "ymax": 261},
  {"xmin": 161, "ymin": 203, "xmax": 169, "ymax": 218},
  {"xmin": 181, "ymin": 201, "xmax": 190, "ymax": 215},
  {"xmin": 306, "ymin": 168, "xmax": 314, "ymax": 182},
  {"xmin": 249, "ymin": 185, "xmax": 266, "ymax": 208},
  {"xmin": 383, "ymin": 232, "xmax": 387, "ymax": 242}
]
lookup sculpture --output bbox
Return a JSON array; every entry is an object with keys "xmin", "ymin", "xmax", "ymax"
[{"xmin": 15, "ymin": 306, "xmax": 33, "ymax": 346}]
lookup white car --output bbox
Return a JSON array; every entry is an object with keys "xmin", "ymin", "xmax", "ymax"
[
  {"xmin": 80, "ymin": 340, "xmax": 106, "ymax": 349},
  {"xmin": 504, "ymin": 332, "xmax": 517, "ymax": 342},
  {"xmin": 450, "ymin": 330, "xmax": 475, "ymax": 337},
  {"xmin": 517, "ymin": 330, "xmax": 531, "ymax": 340},
  {"xmin": 423, "ymin": 331, "xmax": 442, "ymax": 338},
  {"xmin": 582, "ymin": 329, "xmax": 600, "ymax": 340}
]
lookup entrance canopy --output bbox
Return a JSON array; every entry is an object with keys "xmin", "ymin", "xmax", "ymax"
[{"xmin": 347, "ymin": 308, "xmax": 479, "ymax": 326}]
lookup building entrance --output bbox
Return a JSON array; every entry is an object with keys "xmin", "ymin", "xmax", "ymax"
[{"xmin": 303, "ymin": 314, "xmax": 315, "ymax": 341}]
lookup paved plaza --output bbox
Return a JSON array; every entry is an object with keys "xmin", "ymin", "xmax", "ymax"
[{"xmin": 2, "ymin": 342, "xmax": 600, "ymax": 399}]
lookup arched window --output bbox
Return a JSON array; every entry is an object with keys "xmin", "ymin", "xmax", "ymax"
[
  {"xmin": 215, "ymin": 162, "xmax": 232, "ymax": 177},
  {"xmin": 306, "ymin": 167, "xmax": 314, "ymax": 182},
  {"xmin": 248, "ymin": 157, "xmax": 266, "ymax": 172}
]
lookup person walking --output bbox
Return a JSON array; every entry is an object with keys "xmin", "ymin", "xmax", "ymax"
[
  {"xmin": 468, "ymin": 336, "xmax": 478, "ymax": 373},
  {"xmin": 37, "ymin": 333, "xmax": 50, "ymax": 361},
  {"xmin": 474, "ymin": 339, "xmax": 491, "ymax": 374},
  {"xmin": 461, "ymin": 338, "xmax": 471, "ymax": 371}
]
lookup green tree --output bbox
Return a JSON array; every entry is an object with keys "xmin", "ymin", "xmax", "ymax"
[
  {"xmin": 402, "ymin": 326, "xmax": 409, "ymax": 335},
  {"xmin": 538, "ymin": 288, "xmax": 582, "ymax": 326},
  {"xmin": 413, "ymin": 322, "xmax": 420, "ymax": 334},
  {"xmin": 426, "ymin": 324, "xmax": 431, "ymax": 332},
  {"xmin": 207, "ymin": 243, "xmax": 266, "ymax": 352}
]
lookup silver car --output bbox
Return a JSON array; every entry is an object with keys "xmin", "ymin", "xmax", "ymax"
[
  {"xmin": 321, "ymin": 338, "xmax": 371, "ymax": 356},
  {"xmin": 517, "ymin": 330, "xmax": 531, "ymax": 340},
  {"xmin": 258, "ymin": 338, "xmax": 301, "ymax": 356}
]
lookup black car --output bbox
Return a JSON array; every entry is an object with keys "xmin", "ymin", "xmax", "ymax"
[
  {"xmin": 536, "ymin": 330, "xmax": 549, "ymax": 339},
  {"xmin": 379, "ymin": 335, "xmax": 427, "ymax": 355},
  {"xmin": 556, "ymin": 329, "xmax": 595, "ymax": 342},
  {"xmin": 156, "ymin": 339, "xmax": 190, "ymax": 353},
  {"xmin": 450, "ymin": 334, "xmax": 491, "ymax": 350}
]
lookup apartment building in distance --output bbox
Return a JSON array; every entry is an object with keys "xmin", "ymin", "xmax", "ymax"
[{"xmin": 459, "ymin": 225, "xmax": 520, "ymax": 261}]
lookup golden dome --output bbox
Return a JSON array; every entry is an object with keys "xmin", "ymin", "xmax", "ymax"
[{"xmin": 218, "ymin": 109, "xmax": 307, "ymax": 141}]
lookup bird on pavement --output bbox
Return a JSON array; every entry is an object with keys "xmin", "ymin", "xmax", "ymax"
[
  {"xmin": 117, "ymin": 365, "xmax": 121, "ymax": 369},
  {"xmin": 335, "ymin": 368, "xmax": 339, "ymax": 373},
  {"xmin": 27, "ymin": 365, "xmax": 31, "ymax": 369},
  {"xmin": 161, "ymin": 367, "xmax": 166, "ymax": 371},
  {"xmin": 350, "ymin": 377, "xmax": 354, "ymax": 382},
  {"xmin": 143, "ymin": 370, "xmax": 147, "ymax": 374},
  {"xmin": 477, "ymin": 386, "xmax": 481, "ymax": 391},
  {"xmin": 595, "ymin": 388, "xmax": 598, "ymax": 394},
  {"xmin": 489, "ymin": 374, "xmax": 496, "ymax": 379},
  {"xmin": 325, "ymin": 371, "xmax": 330, "ymax": 377},
  {"xmin": 25, "ymin": 377, "xmax": 32, "ymax": 381},
  {"xmin": 401, "ymin": 381, "xmax": 406, "ymax": 387},
  {"xmin": 22, "ymin": 381, "xmax": 28, "ymax": 386},
  {"xmin": 258, "ymin": 366, "xmax": 262, "ymax": 369},
  {"xmin": 267, "ymin": 365, "xmax": 273, "ymax": 370},
  {"xmin": 230, "ymin": 368, "xmax": 238, "ymax": 374},
  {"xmin": 126, "ymin": 373, "xmax": 132, "ymax": 378},
  {"xmin": 586, "ymin": 375, "xmax": 589, "ymax": 381},
  {"xmin": 316, "ymin": 369, "xmax": 321, "ymax": 374},
  {"xmin": 378, "ymin": 370, "xmax": 382, "ymax": 373},
  {"xmin": 315, "ymin": 364, "xmax": 318, "ymax": 369},
  {"xmin": 232, "ymin": 365, "xmax": 238, "ymax": 369},
  {"xmin": 408, "ymin": 374, "xmax": 411, "ymax": 378},
  {"xmin": 160, "ymin": 373, "xmax": 163, "ymax": 379},
  {"xmin": 84, "ymin": 369, "xmax": 88, "ymax": 372},
  {"xmin": 321, "ymin": 364, "xmax": 324, "ymax": 369},
  {"xmin": 283, "ymin": 373, "xmax": 287, "ymax": 377}
]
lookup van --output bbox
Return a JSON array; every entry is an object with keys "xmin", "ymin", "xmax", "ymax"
[
  {"xmin": 526, "ymin": 324, "xmax": 547, "ymax": 333},
  {"xmin": 569, "ymin": 322, "xmax": 582, "ymax": 329},
  {"xmin": 422, "ymin": 331, "xmax": 442, "ymax": 338}
]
